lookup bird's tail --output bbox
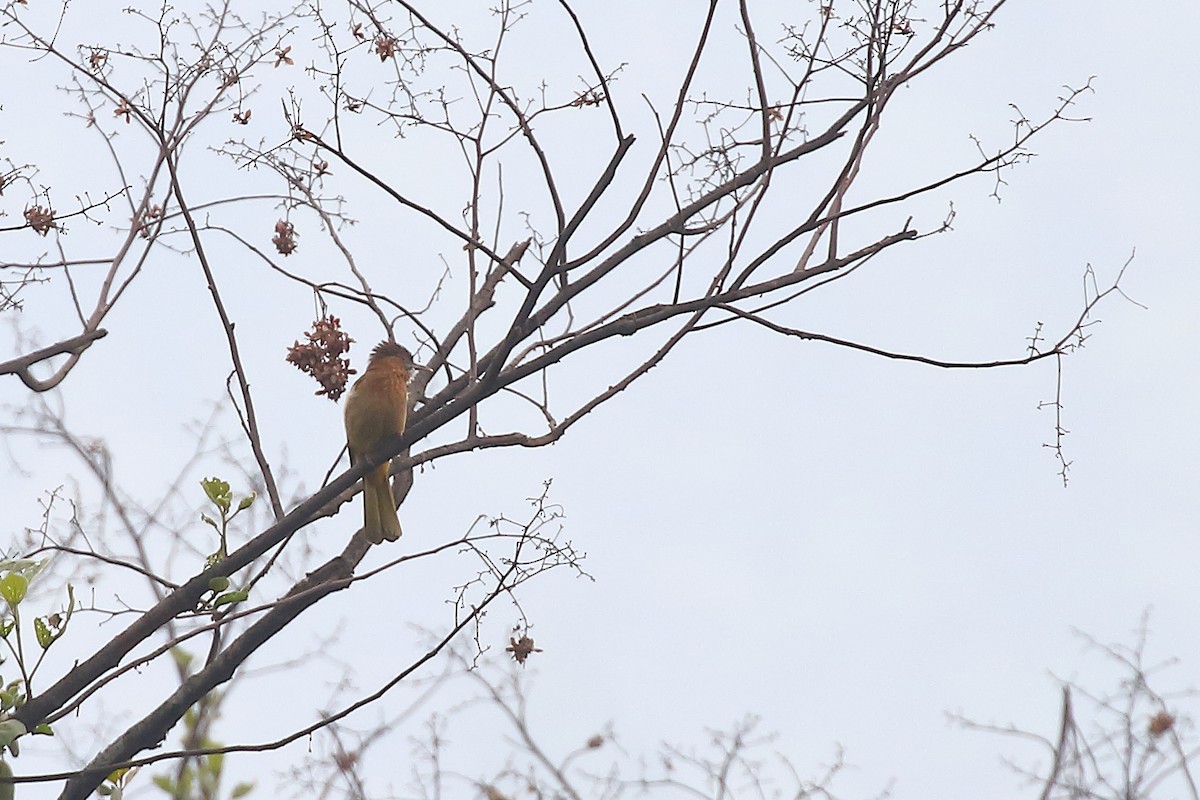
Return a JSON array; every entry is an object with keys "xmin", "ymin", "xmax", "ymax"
[{"xmin": 363, "ymin": 465, "xmax": 403, "ymax": 544}]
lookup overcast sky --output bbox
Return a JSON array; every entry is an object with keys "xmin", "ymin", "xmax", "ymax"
[{"xmin": 2, "ymin": 2, "xmax": 1198, "ymax": 799}]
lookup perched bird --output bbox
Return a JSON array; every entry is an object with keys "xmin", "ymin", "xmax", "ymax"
[{"xmin": 343, "ymin": 341, "xmax": 414, "ymax": 543}]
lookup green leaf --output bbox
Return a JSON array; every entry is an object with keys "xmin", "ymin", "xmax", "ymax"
[
  {"xmin": 207, "ymin": 576, "xmax": 230, "ymax": 593},
  {"xmin": 52, "ymin": 583, "xmax": 76, "ymax": 642},
  {"xmin": 34, "ymin": 617, "xmax": 51, "ymax": 649},
  {"xmin": 0, "ymin": 621, "xmax": 11, "ymax": 639},
  {"xmin": 33, "ymin": 723, "xmax": 52, "ymax": 736},
  {"xmin": 0, "ymin": 720, "xmax": 25, "ymax": 752},
  {"xmin": 177, "ymin": 766, "xmax": 193, "ymax": 796},
  {"xmin": 236, "ymin": 491, "xmax": 257, "ymax": 511},
  {"xmin": 151, "ymin": 775, "xmax": 174, "ymax": 793},
  {"xmin": 0, "ymin": 758, "xmax": 14, "ymax": 800},
  {"xmin": 0, "ymin": 559, "xmax": 47, "ymax": 584},
  {"xmin": 212, "ymin": 590, "xmax": 249, "ymax": 609},
  {"xmin": 230, "ymin": 780, "xmax": 255, "ymax": 798},
  {"xmin": 170, "ymin": 648, "xmax": 194, "ymax": 672},
  {"xmin": 200, "ymin": 477, "xmax": 232, "ymax": 513},
  {"xmin": 200, "ymin": 513, "xmax": 220, "ymax": 531},
  {"xmin": 198, "ymin": 767, "xmax": 217, "ymax": 795},
  {"xmin": 0, "ymin": 575, "xmax": 27, "ymax": 607}
]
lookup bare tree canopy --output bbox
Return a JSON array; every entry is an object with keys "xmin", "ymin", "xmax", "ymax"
[{"xmin": 0, "ymin": 0, "xmax": 1182, "ymax": 798}]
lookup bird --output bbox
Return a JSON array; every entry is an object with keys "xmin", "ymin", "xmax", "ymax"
[{"xmin": 343, "ymin": 341, "xmax": 415, "ymax": 543}]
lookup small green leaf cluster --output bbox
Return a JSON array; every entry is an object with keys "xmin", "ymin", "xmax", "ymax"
[
  {"xmin": 198, "ymin": 478, "xmax": 256, "ymax": 611},
  {"xmin": 147, "ymin": 664, "xmax": 255, "ymax": 800},
  {"xmin": 0, "ymin": 558, "xmax": 67, "ymax": 794},
  {"xmin": 149, "ymin": 737, "xmax": 254, "ymax": 800},
  {"xmin": 199, "ymin": 478, "xmax": 256, "ymax": 522},
  {"xmin": 98, "ymin": 767, "xmax": 138, "ymax": 798}
]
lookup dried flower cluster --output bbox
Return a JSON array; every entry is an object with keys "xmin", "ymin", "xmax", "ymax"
[
  {"xmin": 272, "ymin": 219, "xmax": 298, "ymax": 255},
  {"xmin": 1148, "ymin": 710, "xmax": 1176, "ymax": 737},
  {"xmin": 505, "ymin": 634, "xmax": 543, "ymax": 665},
  {"xmin": 373, "ymin": 34, "xmax": 398, "ymax": 62},
  {"xmin": 24, "ymin": 205, "xmax": 56, "ymax": 235},
  {"xmin": 132, "ymin": 204, "xmax": 163, "ymax": 239},
  {"xmin": 286, "ymin": 316, "xmax": 356, "ymax": 401}
]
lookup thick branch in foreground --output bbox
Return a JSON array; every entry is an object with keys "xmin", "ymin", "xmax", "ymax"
[
  {"xmin": 31, "ymin": 495, "xmax": 571, "ymax": 797},
  {"xmin": 59, "ymin": 555, "xmax": 358, "ymax": 799},
  {"xmin": 11, "ymin": 454, "xmax": 379, "ymax": 734}
]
